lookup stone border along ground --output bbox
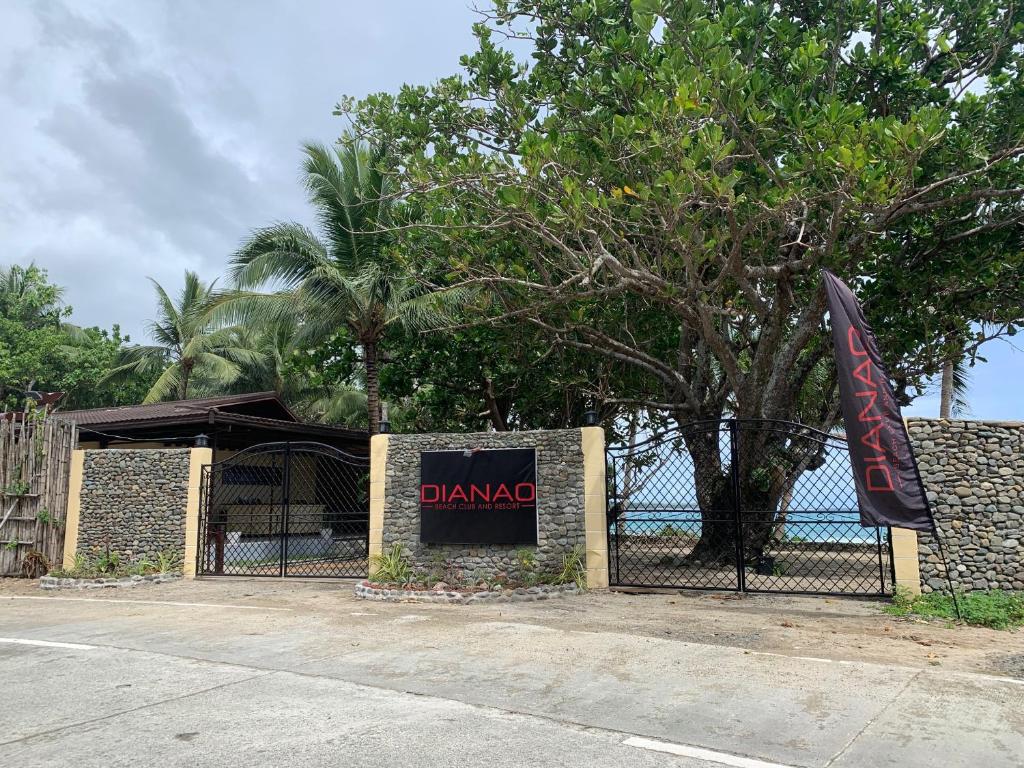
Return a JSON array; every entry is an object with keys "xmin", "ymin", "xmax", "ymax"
[
  {"xmin": 40, "ymin": 573, "xmax": 183, "ymax": 590},
  {"xmin": 355, "ymin": 581, "xmax": 578, "ymax": 604}
]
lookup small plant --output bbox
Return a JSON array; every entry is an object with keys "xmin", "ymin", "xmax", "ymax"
[
  {"xmin": 36, "ymin": 508, "xmax": 52, "ymax": 526},
  {"xmin": 4, "ymin": 539, "xmax": 20, "ymax": 551},
  {"xmin": 554, "ymin": 543, "xmax": 587, "ymax": 589},
  {"xmin": 516, "ymin": 548, "xmax": 537, "ymax": 572},
  {"xmin": 95, "ymin": 548, "xmax": 121, "ymax": 574},
  {"xmin": 410, "ymin": 567, "xmax": 432, "ymax": 588},
  {"xmin": 889, "ymin": 584, "xmax": 915, "ymax": 613},
  {"xmin": 488, "ymin": 570, "xmax": 510, "ymax": 590},
  {"xmin": 659, "ymin": 523, "xmax": 680, "ymax": 537},
  {"xmin": 514, "ymin": 547, "xmax": 539, "ymax": 584},
  {"xmin": 155, "ymin": 549, "xmax": 182, "ymax": 573},
  {"xmin": 129, "ymin": 558, "xmax": 157, "ymax": 576},
  {"xmin": 371, "ymin": 542, "xmax": 412, "ymax": 585},
  {"xmin": 442, "ymin": 558, "xmax": 464, "ymax": 587},
  {"xmin": 3, "ymin": 479, "xmax": 30, "ymax": 496}
]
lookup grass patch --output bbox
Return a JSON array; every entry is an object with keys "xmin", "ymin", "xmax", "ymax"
[{"xmin": 884, "ymin": 586, "xmax": 1024, "ymax": 630}]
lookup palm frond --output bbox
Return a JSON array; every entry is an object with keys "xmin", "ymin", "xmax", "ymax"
[
  {"xmin": 192, "ymin": 352, "xmax": 242, "ymax": 386},
  {"xmin": 142, "ymin": 363, "xmax": 184, "ymax": 404},
  {"xmin": 229, "ymin": 223, "xmax": 330, "ymax": 289},
  {"xmin": 949, "ymin": 357, "xmax": 972, "ymax": 417},
  {"xmin": 302, "ymin": 386, "xmax": 368, "ymax": 427}
]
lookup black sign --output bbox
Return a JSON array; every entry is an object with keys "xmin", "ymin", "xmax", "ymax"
[
  {"xmin": 823, "ymin": 269, "xmax": 934, "ymax": 532},
  {"xmin": 419, "ymin": 448, "xmax": 538, "ymax": 544}
]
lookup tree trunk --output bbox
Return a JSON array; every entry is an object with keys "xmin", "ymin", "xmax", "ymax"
[
  {"xmin": 482, "ymin": 376, "xmax": 508, "ymax": 431},
  {"xmin": 364, "ymin": 340, "xmax": 381, "ymax": 434},
  {"xmin": 180, "ymin": 360, "xmax": 192, "ymax": 400},
  {"xmin": 685, "ymin": 423, "xmax": 789, "ymax": 566},
  {"xmin": 939, "ymin": 360, "xmax": 954, "ymax": 419},
  {"xmin": 684, "ymin": 428, "xmax": 737, "ymax": 566}
]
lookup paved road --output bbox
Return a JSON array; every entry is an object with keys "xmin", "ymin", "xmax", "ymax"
[{"xmin": 1, "ymin": 584, "xmax": 1021, "ymax": 768}]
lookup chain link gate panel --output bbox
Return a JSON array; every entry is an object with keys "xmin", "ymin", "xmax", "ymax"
[
  {"xmin": 607, "ymin": 420, "xmax": 892, "ymax": 596},
  {"xmin": 198, "ymin": 442, "xmax": 369, "ymax": 578}
]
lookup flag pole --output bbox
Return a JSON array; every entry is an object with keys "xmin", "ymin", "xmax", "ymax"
[{"xmin": 932, "ymin": 525, "xmax": 964, "ymax": 621}]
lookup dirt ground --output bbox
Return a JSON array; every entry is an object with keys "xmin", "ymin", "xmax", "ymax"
[{"xmin": 4, "ymin": 576, "xmax": 1022, "ymax": 680}]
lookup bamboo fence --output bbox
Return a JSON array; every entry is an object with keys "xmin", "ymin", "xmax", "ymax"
[{"xmin": 0, "ymin": 412, "xmax": 77, "ymax": 577}]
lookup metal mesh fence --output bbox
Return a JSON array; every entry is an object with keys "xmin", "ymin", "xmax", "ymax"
[{"xmin": 608, "ymin": 420, "xmax": 891, "ymax": 596}]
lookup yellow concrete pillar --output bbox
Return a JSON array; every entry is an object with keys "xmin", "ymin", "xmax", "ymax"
[
  {"xmin": 61, "ymin": 450, "xmax": 86, "ymax": 569},
  {"xmin": 581, "ymin": 426, "xmax": 609, "ymax": 590},
  {"xmin": 368, "ymin": 434, "xmax": 389, "ymax": 578},
  {"xmin": 891, "ymin": 527, "xmax": 922, "ymax": 595},
  {"xmin": 183, "ymin": 447, "xmax": 213, "ymax": 578}
]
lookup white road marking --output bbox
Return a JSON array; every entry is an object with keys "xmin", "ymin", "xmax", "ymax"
[
  {"xmin": 0, "ymin": 637, "xmax": 96, "ymax": 650},
  {"xmin": 1, "ymin": 596, "xmax": 291, "ymax": 611},
  {"xmin": 622, "ymin": 736, "xmax": 797, "ymax": 768}
]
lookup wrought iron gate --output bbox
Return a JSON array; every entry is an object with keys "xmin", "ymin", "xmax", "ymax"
[
  {"xmin": 607, "ymin": 420, "xmax": 892, "ymax": 596},
  {"xmin": 197, "ymin": 442, "xmax": 369, "ymax": 578}
]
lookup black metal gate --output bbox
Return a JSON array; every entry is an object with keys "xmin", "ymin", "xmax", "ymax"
[
  {"xmin": 197, "ymin": 442, "xmax": 369, "ymax": 578},
  {"xmin": 607, "ymin": 419, "xmax": 892, "ymax": 596}
]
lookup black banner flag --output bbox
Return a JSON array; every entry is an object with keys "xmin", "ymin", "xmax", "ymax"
[
  {"xmin": 420, "ymin": 448, "xmax": 538, "ymax": 544},
  {"xmin": 822, "ymin": 270, "xmax": 934, "ymax": 531}
]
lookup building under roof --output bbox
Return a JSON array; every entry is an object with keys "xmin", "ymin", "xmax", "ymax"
[{"xmin": 58, "ymin": 392, "xmax": 368, "ymax": 458}]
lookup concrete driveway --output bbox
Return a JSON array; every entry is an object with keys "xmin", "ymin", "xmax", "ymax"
[{"xmin": 1, "ymin": 579, "xmax": 1021, "ymax": 768}]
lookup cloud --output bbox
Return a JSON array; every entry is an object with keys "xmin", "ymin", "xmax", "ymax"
[{"xmin": 0, "ymin": 0, "xmax": 477, "ymax": 339}]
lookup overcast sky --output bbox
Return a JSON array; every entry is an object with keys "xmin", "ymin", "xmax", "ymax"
[
  {"xmin": 0, "ymin": 0, "xmax": 478, "ymax": 334},
  {"xmin": 1, "ymin": 1, "xmax": 1019, "ymax": 418}
]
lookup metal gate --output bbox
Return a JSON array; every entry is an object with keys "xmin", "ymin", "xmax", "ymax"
[
  {"xmin": 197, "ymin": 442, "xmax": 369, "ymax": 578},
  {"xmin": 607, "ymin": 419, "xmax": 892, "ymax": 596}
]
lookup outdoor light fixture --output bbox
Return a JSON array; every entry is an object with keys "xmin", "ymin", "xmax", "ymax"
[
  {"xmin": 194, "ymin": 433, "xmax": 209, "ymax": 448},
  {"xmin": 583, "ymin": 410, "xmax": 599, "ymax": 427}
]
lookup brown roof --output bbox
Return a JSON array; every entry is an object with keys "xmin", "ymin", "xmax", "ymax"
[
  {"xmin": 211, "ymin": 412, "xmax": 368, "ymax": 444},
  {"xmin": 58, "ymin": 392, "xmax": 296, "ymax": 427}
]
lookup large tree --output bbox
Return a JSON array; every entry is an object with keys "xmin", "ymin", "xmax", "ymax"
[
  {"xmin": 0, "ymin": 263, "xmax": 152, "ymax": 410},
  {"xmin": 345, "ymin": 0, "xmax": 1024, "ymax": 559}
]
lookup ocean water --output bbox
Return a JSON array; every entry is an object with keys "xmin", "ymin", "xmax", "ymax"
[
  {"xmin": 611, "ymin": 440, "xmax": 883, "ymax": 544},
  {"xmin": 615, "ymin": 509, "xmax": 881, "ymax": 544}
]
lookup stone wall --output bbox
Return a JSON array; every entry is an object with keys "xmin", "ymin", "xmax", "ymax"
[
  {"xmin": 908, "ymin": 419, "xmax": 1024, "ymax": 592},
  {"xmin": 381, "ymin": 430, "xmax": 587, "ymax": 580},
  {"xmin": 76, "ymin": 449, "xmax": 191, "ymax": 562}
]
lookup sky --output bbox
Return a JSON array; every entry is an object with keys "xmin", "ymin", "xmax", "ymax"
[
  {"xmin": 1, "ymin": 1, "xmax": 1020, "ymax": 420},
  {"xmin": 0, "ymin": 0, "xmax": 479, "ymax": 334}
]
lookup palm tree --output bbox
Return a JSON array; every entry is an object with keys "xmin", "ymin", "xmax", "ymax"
[
  {"xmin": 939, "ymin": 357, "xmax": 971, "ymax": 418},
  {"xmin": 106, "ymin": 271, "xmax": 258, "ymax": 403},
  {"xmin": 224, "ymin": 319, "xmax": 369, "ymax": 428},
  {"xmin": 225, "ymin": 140, "xmax": 461, "ymax": 433}
]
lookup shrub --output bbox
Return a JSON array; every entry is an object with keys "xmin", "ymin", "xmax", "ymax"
[
  {"xmin": 554, "ymin": 543, "xmax": 586, "ymax": 590},
  {"xmin": 370, "ymin": 542, "xmax": 412, "ymax": 585},
  {"xmin": 47, "ymin": 550, "xmax": 170, "ymax": 580},
  {"xmin": 155, "ymin": 549, "xmax": 182, "ymax": 573}
]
